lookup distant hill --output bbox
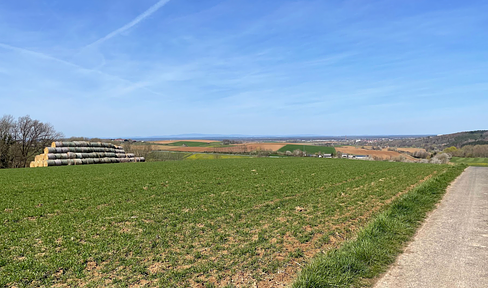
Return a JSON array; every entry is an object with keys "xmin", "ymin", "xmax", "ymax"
[{"xmin": 384, "ymin": 130, "xmax": 488, "ymax": 151}]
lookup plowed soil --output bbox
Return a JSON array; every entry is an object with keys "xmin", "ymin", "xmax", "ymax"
[
  {"xmin": 336, "ymin": 146, "xmax": 414, "ymax": 160},
  {"xmin": 396, "ymin": 147, "xmax": 426, "ymax": 153}
]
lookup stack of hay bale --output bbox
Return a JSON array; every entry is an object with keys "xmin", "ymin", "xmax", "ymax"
[{"xmin": 30, "ymin": 141, "xmax": 145, "ymax": 167}]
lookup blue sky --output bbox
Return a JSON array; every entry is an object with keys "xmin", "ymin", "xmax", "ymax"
[{"xmin": 1, "ymin": 0, "xmax": 487, "ymax": 137}]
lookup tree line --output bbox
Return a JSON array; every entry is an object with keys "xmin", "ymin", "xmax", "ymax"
[
  {"xmin": 0, "ymin": 115, "xmax": 63, "ymax": 168},
  {"xmin": 444, "ymin": 145, "xmax": 488, "ymax": 158}
]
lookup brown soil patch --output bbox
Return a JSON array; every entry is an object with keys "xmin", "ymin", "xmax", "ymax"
[
  {"xmin": 336, "ymin": 146, "xmax": 415, "ymax": 160},
  {"xmin": 396, "ymin": 147, "xmax": 426, "ymax": 153}
]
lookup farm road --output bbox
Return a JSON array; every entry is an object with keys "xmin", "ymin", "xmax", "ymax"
[{"xmin": 375, "ymin": 166, "xmax": 488, "ymax": 288}]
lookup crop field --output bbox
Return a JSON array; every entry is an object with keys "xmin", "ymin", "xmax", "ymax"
[
  {"xmin": 278, "ymin": 144, "xmax": 336, "ymax": 155},
  {"xmin": 451, "ymin": 157, "xmax": 488, "ymax": 166},
  {"xmin": 335, "ymin": 146, "xmax": 413, "ymax": 160},
  {"xmin": 185, "ymin": 154, "xmax": 250, "ymax": 160},
  {"xmin": 152, "ymin": 140, "xmax": 220, "ymax": 145},
  {"xmin": 1, "ymin": 158, "xmax": 449, "ymax": 287},
  {"xmin": 160, "ymin": 143, "xmax": 286, "ymax": 154},
  {"xmin": 161, "ymin": 141, "xmax": 214, "ymax": 147}
]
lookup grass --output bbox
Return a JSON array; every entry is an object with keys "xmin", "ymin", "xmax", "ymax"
[
  {"xmin": 293, "ymin": 164, "xmax": 466, "ymax": 288},
  {"xmin": 450, "ymin": 157, "xmax": 488, "ymax": 166},
  {"xmin": 278, "ymin": 144, "xmax": 336, "ymax": 155},
  {"xmin": 1, "ymin": 158, "xmax": 448, "ymax": 287}
]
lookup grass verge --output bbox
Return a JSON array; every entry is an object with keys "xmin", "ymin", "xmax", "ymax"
[{"xmin": 293, "ymin": 164, "xmax": 467, "ymax": 288}]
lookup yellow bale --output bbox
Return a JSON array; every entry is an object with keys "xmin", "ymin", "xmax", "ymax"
[{"xmin": 51, "ymin": 142, "xmax": 56, "ymax": 148}]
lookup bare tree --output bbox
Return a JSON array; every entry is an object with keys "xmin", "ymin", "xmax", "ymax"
[
  {"xmin": 0, "ymin": 115, "xmax": 63, "ymax": 168},
  {"xmin": 13, "ymin": 116, "xmax": 64, "ymax": 168},
  {"xmin": 123, "ymin": 141, "xmax": 133, "ymax": 154},
  {"xmin": 0, "ymin": 115, "xmax": 15, "ymax": 168},
  {"xmin": 134, "ymin": 144, "xmax": 153, "ymax": 159}
]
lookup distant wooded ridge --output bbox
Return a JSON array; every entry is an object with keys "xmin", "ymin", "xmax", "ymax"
[
  {"xmin": 128, "ymin": 134, "xmax": 435, "ymax": 141},
  {"xmin": 374, "ymin": 130, "xmax": 488, "ymax": 151}
]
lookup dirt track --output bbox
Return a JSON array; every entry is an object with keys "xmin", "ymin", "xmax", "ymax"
[{"xmin": 374, "ymin": 167, "xmax": 488, "ymax": 288}]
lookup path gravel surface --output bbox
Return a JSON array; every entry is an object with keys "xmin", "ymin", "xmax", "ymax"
[{"xmin": 375, "ymin": 166, "xmax": 488, "ymax": 288}]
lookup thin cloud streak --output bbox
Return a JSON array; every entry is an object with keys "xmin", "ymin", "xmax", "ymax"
[
  {"xmin": 0, "ymin": 42, "xmax": 166, "ymax": 97},
  {"xmin": 85, "ymin": 0, "xmax": 172, "ymax": 48},
  {"xmin": 0, "ymin": 42, "xmax": 85, "ymax": 70}
]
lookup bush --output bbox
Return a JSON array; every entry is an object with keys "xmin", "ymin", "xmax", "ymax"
[{"xmin": 431, "ymin": 153, "xmax": 451, "ymax": 164}]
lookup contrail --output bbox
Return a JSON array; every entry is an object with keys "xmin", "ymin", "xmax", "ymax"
[
  {"xmin": 86, "ymin": 0, "xmax": 171, "ymax": 48},
  {"xmin": 0, "ymin": 42, "xmax": 166, "ymax": 97},
  {"xmin": 0, "ymin": 42, "xmax": 81, "ymax": 69}
]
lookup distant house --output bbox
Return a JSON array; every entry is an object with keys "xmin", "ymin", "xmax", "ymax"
[
  {"xmin": 355, "ymin": 155, "xmax": 369, "ymax": 160},
  {"xmin": 323, "ymin": 154, "xmax": 332, "ymax": 158},
  {"xmin": 342, "ymin": 154, "xmax": 349, "ymax": 158}
]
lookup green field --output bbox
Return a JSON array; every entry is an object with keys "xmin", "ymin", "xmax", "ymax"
[
  {"xmin": 1, "ymin": 159, "xmax": 447, "ymax": 287},
  {"xmin": 278, "ymin": 144, "xmax": 336, "ymax": 155},
  {"xmin": 184, "ymin": 153, "xmax": 250, "ymax": 160},
  {"xmin": 450, "ymin": 157, "xmax": 488, "ymax": 166}
]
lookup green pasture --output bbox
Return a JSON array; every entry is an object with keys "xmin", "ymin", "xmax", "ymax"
[{"xmin": 184, "ymin": 153, "xmax": 250, "ymax": 160}]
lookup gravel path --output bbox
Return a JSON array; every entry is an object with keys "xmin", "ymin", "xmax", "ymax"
[{"xmin": 374, "ymin": 166, "xmax": 488, "ymax": 288}]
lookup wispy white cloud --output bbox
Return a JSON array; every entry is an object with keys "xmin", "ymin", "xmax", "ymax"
[
  {"xmin": 85, "ymin": 0, "xmax": 172, "ymax": 48},
  {"xmin": 0, "ymin": 42, "xmax": 165, "ymax": 97},
  {"xmin": 0, "ymin": 42, "xmax": 83, "ymax": 70}
]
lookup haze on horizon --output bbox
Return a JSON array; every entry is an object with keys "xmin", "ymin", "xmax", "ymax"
[{"xmin": 1, "ymin": 0, "xmax": 487, "ymax": 138}]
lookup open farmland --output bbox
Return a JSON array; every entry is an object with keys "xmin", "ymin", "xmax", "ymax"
[
  {"xmin": 451, "ymin": 157, "xmax": 488, "ymax": 166},
  {"xmin": 278, "ymin": 144, "xmax": 335, "ymax": 155},
  {"xmin": 160, "ymin": 141, "xmax": 216, "ymax": 147},
  {"xmin": 152, "ymin": 140, "xmax": 220, "ymax": 145},
  {"xmin": 1, "ymin": 159, "xmax": 451, "ymax": 287},
  {"xmin": 335, "ymin": 146, "xmax": 414, "ymax": 160},
  {"xmin": 184, "ymin": 154, "xmax": 250, "ymax": 160},
  {"xmin": 156, "ymin": 142, "xmax": 287, "ymax": 154},
  {"xmin": 396, "ymin": 147, "xmax": 426, "ymax": 154}
]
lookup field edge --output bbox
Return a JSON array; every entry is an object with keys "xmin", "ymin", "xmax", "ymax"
[{"xmin": 292, "ymin": 164, "xmax": 467, "ymax": 288}]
